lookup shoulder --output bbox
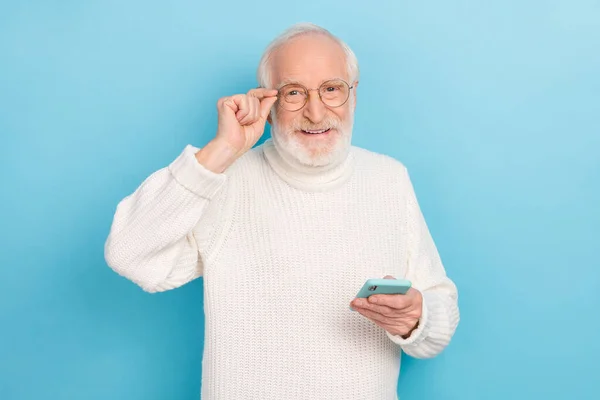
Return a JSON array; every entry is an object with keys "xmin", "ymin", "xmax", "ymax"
[
  {"xmin": 351, "ymin": 145, "xmax": 411, "ymax": 185},
  {"xmin": 208, "ymin": 144, "xmax": 265, "ymax": 179},
  {"xmin": 352, "ymin": 145, "xmax": 407, "ymax": 168}
]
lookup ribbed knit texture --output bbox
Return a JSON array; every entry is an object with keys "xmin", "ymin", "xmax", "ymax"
[{"xmin": 105, "ymin": 139, "xmax": 459, "ymax": 400}]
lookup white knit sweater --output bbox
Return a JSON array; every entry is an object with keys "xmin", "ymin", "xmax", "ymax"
[{"xmin": 105, "ymin": 139, "xmax": 459, "ymax": 400}]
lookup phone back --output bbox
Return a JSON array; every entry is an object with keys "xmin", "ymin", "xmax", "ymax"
[{"xmin": 355, "ymin": 278, "xmax": 412, "ymax": 298}]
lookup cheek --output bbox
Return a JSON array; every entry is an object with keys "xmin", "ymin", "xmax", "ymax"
[
  {"xmin": 274, "ymin": 110, "xmax": 296, "ymax": 128},
  {"xmin": 281, "ymin": 114, "xmax": 305, "ymax": 133},
  {"xmin": 330, "ymin": 105, "xmax": 350, "ymax": 122}
]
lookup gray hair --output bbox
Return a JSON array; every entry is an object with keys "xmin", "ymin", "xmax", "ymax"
[{"xmin": 256, "ymin": 23, "xmax": 360, "ymax": 88}]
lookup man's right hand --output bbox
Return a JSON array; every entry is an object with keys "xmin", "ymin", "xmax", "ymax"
[{"xmin": 196, "ymin": 88, "xmax": 278, "ymax": 173}]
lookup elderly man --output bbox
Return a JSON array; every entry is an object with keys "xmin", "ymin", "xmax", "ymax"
[{"xmin": 105, "ymin": 23, "xmax": 459, "ymax": 400}]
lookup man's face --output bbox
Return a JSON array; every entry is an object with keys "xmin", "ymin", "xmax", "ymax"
[{"xmin": 269, "ymin": 34, "xmax": 357, "ymax": 167}]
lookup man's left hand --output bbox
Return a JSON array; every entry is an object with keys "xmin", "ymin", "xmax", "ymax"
[{"xmin": 350, "ymin": 276, "xmax": 423, "ymax": 338}]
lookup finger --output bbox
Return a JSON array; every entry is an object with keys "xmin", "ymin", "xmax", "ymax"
[
  {"xmin": 219, "ymin": 96, "xmax": 239, "ymax": 114},
  {"xmin": 239, "ymin": 97, "xmax": 258, "ymax": 125},
  {"xmin": 352, "ymin": 298, "xmax": 395, "ymax": 317},
  {"xmin": 234, "ymin": 95, "xmax": 251, "ymax": 122},
  {"xmin": 354, "ymin": 306, "xmax": 389, "ymax": 324},
  {"xmin": 248, "ymin": 88, "xmax": 278, "ymax": 100},
  {"xmin": 259, "ymin": 96, "xmax": 278, "ymax": 120},
  {"xmin": 384, "ymin": 275, "xmax": 396, "ymax": 279},
  {"xmin": 250, "ymin": 96, "xmax": 260, "ymax": 122},
  {"xmin": 240, "ymin": 96, "xmax": 260, "ymax": 125},
  {"xmin": 367, "ymin": 293, "xmax": 412, "ymax": 311}
]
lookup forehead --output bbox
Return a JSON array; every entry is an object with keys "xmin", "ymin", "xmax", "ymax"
[{"xmin": 270, "ymin": 34, "xmax": 348, "ymax": 88}]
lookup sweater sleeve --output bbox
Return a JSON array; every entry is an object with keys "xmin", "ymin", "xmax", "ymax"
[
  {"xmin": 386, "ymin": 167, "xmax": 460, "ymax": 358},
  {"xmin": 104, "ymin": 144, "xmax": 227, "ymax": 293}
]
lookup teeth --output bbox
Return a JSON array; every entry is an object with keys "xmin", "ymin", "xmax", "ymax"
[{"xmin": 303, "ymin": 128, "xmax": 329, "ymax": 134}]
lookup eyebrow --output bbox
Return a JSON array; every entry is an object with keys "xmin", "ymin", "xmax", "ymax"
[{"xmin": 276, "ymin": 77, "xmax": 346, "ymax": 90}]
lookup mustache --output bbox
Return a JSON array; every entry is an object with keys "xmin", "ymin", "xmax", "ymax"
[{"xmin": 289, "ymin": 116, "xmax": 342, "ymax": 131}]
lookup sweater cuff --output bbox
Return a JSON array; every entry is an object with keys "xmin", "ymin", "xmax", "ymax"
[{"xmin": 168, "ymin": 145, "xmax": 227, "ymax": 199}]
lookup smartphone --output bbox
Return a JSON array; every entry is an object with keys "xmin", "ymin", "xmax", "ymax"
[{"xmin": 355, "ymin": 278, "xmax": 412, "ymax": 299}]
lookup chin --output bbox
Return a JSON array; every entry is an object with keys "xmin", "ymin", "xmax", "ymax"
[
  {"xmin": 270, "ymin": 110, "xmax": 355, "ymax": 167},
  {"xmin": 273, "ymin": 127, "xmax": 352, "ymax": 167}
]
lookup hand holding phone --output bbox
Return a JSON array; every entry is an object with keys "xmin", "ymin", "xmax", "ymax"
[{"xmin": 350, "ymin": 277, "xmax": 422, "ymax": 338}]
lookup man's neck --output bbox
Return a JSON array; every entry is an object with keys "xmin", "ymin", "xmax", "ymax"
[{"xmin": 261, "ymin": 138, "xmax": 355, "ymax": 192}]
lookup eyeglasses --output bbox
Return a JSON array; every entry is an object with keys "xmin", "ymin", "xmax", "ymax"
[{"xmin": 276, "ymin": 79, "xmax": 354, "ymax": 112}]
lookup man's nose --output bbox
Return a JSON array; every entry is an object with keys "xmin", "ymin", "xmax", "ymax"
[{"xmin": 302, "ymin": 90, "xmax": 326, "ymax": 124}]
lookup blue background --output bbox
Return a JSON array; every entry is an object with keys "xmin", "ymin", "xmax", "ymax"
[{"xmin": 1, "ymin": 1, "xmax": 599, "ymax": 399}]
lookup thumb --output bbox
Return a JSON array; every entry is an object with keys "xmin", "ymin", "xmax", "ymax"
[
  {"xmin": 383, "ymin": 275, "xmax": 396, "ymax": 280},
  {"xmin": 259, "ymin": 96, "xmax": 278, "ymax": 120}
]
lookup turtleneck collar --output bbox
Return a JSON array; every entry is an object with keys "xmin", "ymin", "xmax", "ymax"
[{"xmin": 261, "ymin": 138, "xmax": 355, "ymax": 192}]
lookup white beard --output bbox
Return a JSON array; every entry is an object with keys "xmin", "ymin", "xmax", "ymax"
[{"xmin": 270, "ymin": 111, "xmax": 354, "ymax": 168}]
